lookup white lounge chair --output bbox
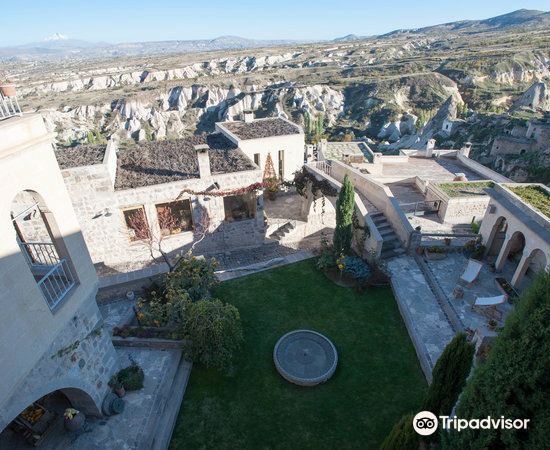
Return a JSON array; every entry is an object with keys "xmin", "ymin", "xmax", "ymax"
[
  {"xmin": 460, "ymin": 259, "xmax": 483, "ymax": 286},
  {"xmin": 472, "ymin": 294, "xmax": 507, "ymax": 321},
  {"xmin": 474, "ymin": 295, "xmax": 507, "ymax": 307}
]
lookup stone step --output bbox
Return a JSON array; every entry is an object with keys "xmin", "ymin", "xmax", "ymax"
[
  {"xmin": 381, "ymin": 247, "xmax": 405, "ymax": 259},
  {"xmin": 269, "ymin": 222, "xmax": 295, "ymax": 240},
  {"xmin": 139, "ymin": 350, "xmax": 183, "ymax": 450},
  {"xmin": 379, "ymin": 227, "xmax": 395, "ymax": 237},
  {"xmin": 150, "ymin": 356, "xmax": 193, "ymax": 450}
]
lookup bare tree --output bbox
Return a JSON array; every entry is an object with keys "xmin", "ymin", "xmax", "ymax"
[{"xmin": 126, "ymin": 203, "xmax": 211, "ymax": 272}]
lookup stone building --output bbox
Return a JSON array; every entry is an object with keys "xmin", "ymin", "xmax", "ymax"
[
  {"xmin": 0, "ymin": 114, "xmax": 118, "ymax": 434},
  {"xmin": 491, "ymin": 113, "xmax": 550, "ymax": 156},
  {"xmin": 480, "ymin": 183, "xmax": 549, "ymax": 289},
  {"xmin": 56, "ymin": 133, "xmax": 266, "ymax": 274},
  {"xmin": 216, "ymin": 112, "xmax": 305, "ymax": 181}
]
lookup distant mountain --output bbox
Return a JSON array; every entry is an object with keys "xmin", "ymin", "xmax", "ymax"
[
  {"xmin": 44, "ymin": 33, "xmax": 68, "ymax": 41},
  {"xmin": 333, "ymin": 34, "xmax": 363, "ymax": 42},
  {"xmin": 0, "ymin": 35, "xmax": 306, "ymax": 61},
  {"xmin": 333, "ymin": 9, "xmax": 549, "ymax": 42},
  {"xmin": 379, "ymin": 9, "xmax": 550, "ymax": 38}
]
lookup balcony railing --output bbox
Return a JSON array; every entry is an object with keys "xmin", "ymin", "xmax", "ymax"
[
  {"xmin": 37, "ymin": 259, "xmax": 76, "ymax": 310},
  {"xmin": 20, "ymin": 241, "xmax": 60, "ymax": 267},
  {"xmin": 19, "ymin": 241, "xmax": 75, "ymax": 310},
  {"xmin": 0, "ymin": 94, "xmax": 22, "ymax": 120}
]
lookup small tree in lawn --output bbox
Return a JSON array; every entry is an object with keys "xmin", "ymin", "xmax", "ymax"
[
  {"xmin": 183, "ymin": 299, "xmax": 244, "ymax": 373},
  {"xmin": 424, "ymin": 332, "xmax": 474, "ymax": 418},
  {"xmin": 333, "ymin": 174, "xmax": 355, "ymax": 255}
]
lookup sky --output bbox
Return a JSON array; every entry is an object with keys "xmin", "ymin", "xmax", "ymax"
[{"xmin": 0, "ymin": 0, "xmax": 548, "ymax": 46}]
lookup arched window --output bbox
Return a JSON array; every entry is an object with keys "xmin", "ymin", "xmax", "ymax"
[{"xmin": 11, "ymin": 190, "xmax": 77, "ymax": 310}]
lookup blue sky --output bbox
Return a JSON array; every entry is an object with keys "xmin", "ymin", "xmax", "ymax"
[{"xmin": 1, "ymin": 1, "xmax": 548, "ymax": 46}]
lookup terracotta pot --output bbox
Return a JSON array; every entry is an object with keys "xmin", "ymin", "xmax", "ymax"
[
  {"xmin": 115, "ymin": 387, "xmax": 126, "ymax": 398},
  {"xmin": 0, "ymin": 84, "xmax": 16, "ymax": 97},
  {"xmin": 64, "ymin": 412, "xmax": 85, "ymax": 431}
]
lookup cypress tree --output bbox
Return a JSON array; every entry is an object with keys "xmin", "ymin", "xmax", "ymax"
[
  {"xmin": 380, "ymin": 413, "xmax": 419, "ymax": 450},
  {"xmin": 424, "ymin": 332, "xmax": 474, "ymax": 417},
  {"xmin": 444, "ymin": 271, "xmax": 550, "ymax": 449},
  {"xmin": 333, "ymin": 174, "xmax": 355, "ymax": 255}
]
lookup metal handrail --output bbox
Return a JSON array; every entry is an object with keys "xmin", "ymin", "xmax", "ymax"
[
  {"xmin": 37, "ymin": 259, "xmax": 75, "ymax": 310},
  {"xmin": 19, "ymin": 241, "xmax": 60, "ymax": 267},
  {"xmin": 0, "ymin": 94, "xmax": 22, "ymax": 120}
]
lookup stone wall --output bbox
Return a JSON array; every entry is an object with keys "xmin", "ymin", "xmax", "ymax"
[
  {"xmin": 426, "ymin": 184, "xmax": 491, "ymax": 224},
  {"xmin": 0, "ymin": 297, "xmax": 118, "ymax": 430},
  {"xmin": 61, "ymin": 163, "xmax": 266, "ymax": 273}
]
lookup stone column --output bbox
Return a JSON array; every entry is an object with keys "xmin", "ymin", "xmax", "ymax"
[
  {"xmin": 511, "ymin": 249, "xmax": 532, "ymax": 289},
  {"xmin": 495, "ymin": 231, "xmax": 513, "ymax": 272},
  {"xmin": 194, "ymin": 144, "xmax": 211, "ymax": 179}
]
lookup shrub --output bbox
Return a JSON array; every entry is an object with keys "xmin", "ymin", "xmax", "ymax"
[
  {"xmin": 183, "ymin": 299, "xmax": 244, "ymax": 373},
  {"xmin": 444, "ymin": 271, "xmax": 550, "ymax": 449},
  {"xmin": 316, "ymin": 236, "xmax": 335, "ymax": 271},
  {"xmin": 463, "ymin": 239, "xmax": 485, "ymax": 260},
  {"xmin": 136, "ymin": 288, "xmax": 191, "ymax": 328},
  {"xmin": 111, "ymin": 361, "xmax": 144, "ymax": 391},
  {"xmin": 342, "ymin": 256, "xmax": 371, "ymax": 280},
  {"xmin": 333, "ymin": 174, "xmax": 355, "ymax": 255},
  {"xmin": 380, "ymin": 413, "xmax": 419, "ymax": 450},
  {"xmin": 427, "ymin": 246, "xmax": 447, "ymax": 254},
  {"xmin": 424, "ymin": 333, "xmax": 474, "ymax": 417},
  {"xmin": 167, "ymin": 253, "xmax": 218, "ymax": 302}
]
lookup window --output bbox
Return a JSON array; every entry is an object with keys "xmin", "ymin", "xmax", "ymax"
[
  {"xmin": 224, "ymin": 194, "xmax": 255, "ymax": 222},
  {"xmin": 278, "ymin": 150, "xmax": 285, "ymax": 179},
  {"xmin": 253, "ymin": 153, "xmax": 260, "ymax": 167},
  {"xmin": 123, "ymin": 206, "xmax": 149, "ymax": 242},
  {"xmin": 156, "ymin": 200, "xmax": 193, "ymax": 236},
  {"xmin": 520, "ymin": 149, "xmax": 526, "ymax": 155}
]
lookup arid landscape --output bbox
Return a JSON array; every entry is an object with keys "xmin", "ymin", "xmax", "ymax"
[{"xmin": 3, "ymin": 9, "xmax": 550, "ymax": 182}]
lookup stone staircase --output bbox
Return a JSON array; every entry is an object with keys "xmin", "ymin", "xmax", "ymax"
[
  {"xmin": 269, "ymin": 221, "xmax": 296, "ymax": 241},
  {"xmin": 370, "ymin": 211, "xmax": 405, "ymax": 259}
]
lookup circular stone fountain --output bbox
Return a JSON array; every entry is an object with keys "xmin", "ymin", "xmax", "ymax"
[{"xmin": 273, "ymin": 330, "xmax": 338, "ymax": 386}]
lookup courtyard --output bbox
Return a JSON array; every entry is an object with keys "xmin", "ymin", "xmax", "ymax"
[{"xmin": 170, "ymin": 259, "xmax": 427, "ymax": 449}]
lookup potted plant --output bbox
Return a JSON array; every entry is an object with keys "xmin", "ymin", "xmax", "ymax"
[
  {"xmin": 265, "ymin": 177, "xmax": 279, "ymax": 201},
  {"xmin": 63, "ymin": 408, "xmax": 85, "ymax": 431},
  {"xmin": 443, "ymin": 237, "xmax": 451, "ymax": 246},
  {"xmin": 109, "ymin": 376, "xmax": 126, "ymax": 398},
  {"xmin": 487, "ymin": 319, "xmax": 498, "ymax": 331},
  {"xmin": 424, "ymin": 245, "xmax": 447, "ymax": 260},
  {"xmin": 0, "ymin": 72, "xmax": 16, "ymax": 97}
]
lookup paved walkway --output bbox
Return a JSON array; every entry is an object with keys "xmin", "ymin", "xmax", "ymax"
[
  {"xmin": 425, "ymin": 253, "xmax": 514, "ymax": 331},
  {"xmin": 387, "ymin": 255, "xmax": 455, "ymax": 381}
]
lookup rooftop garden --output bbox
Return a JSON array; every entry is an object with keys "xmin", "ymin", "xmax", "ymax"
[
  {"xmin": 170, "ymin": 259, "xmax": 427, "ymax": 449},
  {"xmin": 508, "ymin": 185, "xmax": 550, "ymax": 219},
  {"xmin": 437, "ymin": 181, "xmax": 494, "ymax": 198}
]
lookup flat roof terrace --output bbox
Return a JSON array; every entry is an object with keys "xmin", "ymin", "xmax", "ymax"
[{"xmin": 375, "ymin": 156, "xmax": 484, "ymax": 182}]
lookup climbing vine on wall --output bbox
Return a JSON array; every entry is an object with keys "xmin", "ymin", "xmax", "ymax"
[
  {"xmin": 176, "ymin": 182, "xmax": 268, "ymax": 200},
  {"xmin": 352, "ymin": 210, "xmax": 371, "ymax": 250}
]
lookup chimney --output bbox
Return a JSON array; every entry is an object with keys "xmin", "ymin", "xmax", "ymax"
[
  {"xmin": 243, "ymin": 109, "xmax": 255, "ymax": 123},
  {"xmin": 460, "ymin": 142, "xmax": 472, "ymax": 158},
  {"xmin": 194, "ymin": 144, "xmax": 211, "ymax": 178},
  {"xmin": 425, "ymin": 139, "xmax": 436, "ymax": 158}
]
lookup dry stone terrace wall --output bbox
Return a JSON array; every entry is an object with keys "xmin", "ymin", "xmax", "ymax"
[
  {"xmin": 61, "ymin": 164, "xmax": 265, "ymax": 273},
  {"xmin": 0, "ymin": 297, "xmax": 118, "ymax": 430}
]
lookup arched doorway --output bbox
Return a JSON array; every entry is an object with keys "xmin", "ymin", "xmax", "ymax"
[
  {"xmin": 0, "ymin": 386, "xmax": 100, "ymax": 447},
  {"xmin": 10, "ymin": 190, "xmax": 77, "ymax": 310},
  {"xmin": 496, "ymin": 230, "xmax": 526, "ymax": 280},
  {"xmin": 512, "ymin": 248, "xmax": 548, "ymax": 290},
  {"xmin": 486, "ymin": 216, "xmax": 508, "ymax": 257}
]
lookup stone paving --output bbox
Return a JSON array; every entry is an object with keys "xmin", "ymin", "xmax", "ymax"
[
  {"xmin": 425, "ymin": 253, "xmax": 514, "ymax": 331},
  {"xmin": 2, "ymin": 348, "xmax": 185, "ymax": 450},
  {"xmin": 387, "ymin": 255, "xmax": 455, "ymax": 379}
]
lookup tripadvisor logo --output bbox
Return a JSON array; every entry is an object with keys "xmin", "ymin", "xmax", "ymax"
[{"xmin": 413, "ymin": 411, "xmax": 530, "ymax": 435}]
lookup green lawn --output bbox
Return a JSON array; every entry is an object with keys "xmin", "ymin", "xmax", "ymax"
[{"xmin": 170, "ymin": 259, "xmax": 427, "ymax": 449}]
